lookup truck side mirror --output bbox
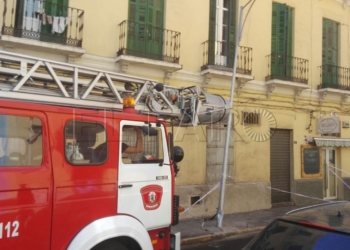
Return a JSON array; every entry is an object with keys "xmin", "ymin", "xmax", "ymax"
[{"xmin": 173, "ymin": 146, "xmax": 184, "ymax": 163}]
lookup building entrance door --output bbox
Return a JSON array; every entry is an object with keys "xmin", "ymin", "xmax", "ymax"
[{"xmin": 322, "ymin": 148, "xmax": 337, "ymax": 199}]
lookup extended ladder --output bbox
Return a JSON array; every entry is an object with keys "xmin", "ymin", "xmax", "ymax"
[{"xmin": 0, "ymin": 50, "xmax": 230, "ymax": 126}]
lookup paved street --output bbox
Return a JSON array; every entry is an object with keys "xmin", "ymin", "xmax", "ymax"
[
  {"xmin": 182, "ymin": 232, "xmax": 256, "ymax": 250},
  {"xmin": 174, "ymin": 204, "xmax": 308, "ymax": 248}
]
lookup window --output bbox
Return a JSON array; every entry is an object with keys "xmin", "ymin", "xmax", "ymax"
[
  {"xmin": 14, "ymin": 0, "xmax": 69, "ymax": 43},
  {"xmin": 121, "ymin": 125, "xmax": 164, "ymax": 164},
  {"xmin": 322, "ymin": 19, "xmax": 338, "ymax": 66},
  {"xmin": 208, "ymin": 0, "xmax": 236, "ymax": 67},
  {"xmin": 64, "ymin": 121, "xmax": 107, "ymax": 165},
  {"xmin": 0, "ymin": 114, "xmax": 42, "ymax": 166},
  {"xmin": 242, "ymin": 111, "xmax": 260, "ymax": 125},
  {"xmin": 271, "ymin": 3, "xmax": 293, "ymax": 77},
  {"xmin": 322, "ymin": 18, "xmax": 339, "ymax": 86},
  {"xmin": 128, "ymin": 0, "xmax": 164, "ymax": 58}
]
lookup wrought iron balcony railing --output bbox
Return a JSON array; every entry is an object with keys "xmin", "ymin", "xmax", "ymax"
[
  {"xmin": 319, "ymin": 64, "xmax": 350, "ymax": 90},
  {"xmin": 2, "ymin": 0, "xmax": 84, "ymax": 47},
  {"xmin": 266, "ymin": 53, "xmax": 309, "ymax": 84},
  {"xmin": 201, "ymin": 40, "xmax": 252, "ymax": 75},
  {"xmin": 117, "ymin": 20, "xmax": 180, "ymax": 63}
]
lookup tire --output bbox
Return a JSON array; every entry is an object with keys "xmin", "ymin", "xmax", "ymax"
[{"xmin": 91, "ymin": 240, "xmax": 128, "ymax": 250}]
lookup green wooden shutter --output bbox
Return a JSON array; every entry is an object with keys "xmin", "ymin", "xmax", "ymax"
[
  {"xmin": 127, "ymin": 0, "xmax": 137, "ymax": 51},
  {"xmin": 147, "ymin": 0, "xmax": 164, "ymax": 59},
  {"xmin": 322, "ymin": 19, "xmax": 338, "ymax": 65},
  {"xmin": 322, "ymin": 19, "xmax": 338, "ymax": 86},
  {"xmin": 14, "ymin": 0, "xmax": 25, "ymax": 31},
  {"xmin": 128, "ymin": 0, "xmax": 164, "ymax": 59},
  {"xmin": 285, "ymin": 6, "xmax": 293, "ymax": 77},
  {"xmin": 227, "ymin": 0, "xmax": 237, "ymax": 68},
  {"xmin": 127, "ymin": 0, "xmax": 147, "ymax": 53},
  {"xmin": 208, "ymin": 0, "xmax": 216, "ymax": 65},
  {"xmin": 286, "ymin": 6, "xmax": 293, "ymax": 57},
  {"xmin": 271, "ymin": 3, "xmax": 293, "ymax": 77}
]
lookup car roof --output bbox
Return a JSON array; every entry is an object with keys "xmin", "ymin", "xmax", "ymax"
[{"xmin": 280, "ymin": 201, "xmax": 350, "ymax": 232}]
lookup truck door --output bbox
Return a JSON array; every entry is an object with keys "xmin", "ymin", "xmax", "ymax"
[
  {"xmin": 118, "ymin": 121, "xmax": 171, "ymax": 229},
  {"xmin": 0, "ymin": 109, "xmax": 52, "ymax": 249}
]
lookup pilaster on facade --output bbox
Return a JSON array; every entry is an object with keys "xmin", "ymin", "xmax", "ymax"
[{"xmin": 265, "ymin": 79, "xmax": 310, "ymax": 100}]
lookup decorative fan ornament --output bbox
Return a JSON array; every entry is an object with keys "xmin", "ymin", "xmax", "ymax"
[
  {"xmin": 232, "ymin": 108, "xmax": 240, "ymax": 127},
  {"xmin": 243, "ymin": 109, "xmax": 277, "ymax": 142}
]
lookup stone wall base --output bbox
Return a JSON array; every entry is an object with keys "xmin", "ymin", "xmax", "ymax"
[{"xmin": 176, "ymin": 182, "xmax": 271, "ymax": 220}]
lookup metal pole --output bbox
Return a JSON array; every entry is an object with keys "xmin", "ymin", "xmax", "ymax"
[{"xmin": 217, "ymin": 5, "xmax": 244, "ymax": 228}]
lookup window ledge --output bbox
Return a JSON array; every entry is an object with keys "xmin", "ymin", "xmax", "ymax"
[
  {"xmin": 115, "ymin": 55, "xmax": 182, "ymax": 73},
  {"xmin": 265, "ymin": 79, "xmax": 310, "ymax": 101},
  {"xmin": 318, "ymin": 88, "xmax": 350, "ymax": 106},
  {"xmin": 0, "ymin": 35, "xmax": 85, "ymax": 55}
]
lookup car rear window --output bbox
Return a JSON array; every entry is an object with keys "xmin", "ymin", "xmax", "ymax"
[{"xmin": 244, "ymin": 219, "xmax": 350, "ymax": 250}]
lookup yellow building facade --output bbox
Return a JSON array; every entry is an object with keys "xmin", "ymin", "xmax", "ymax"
[{"xmin": 1, "ymin": 0, "xmax": 350, "ymax": 220}]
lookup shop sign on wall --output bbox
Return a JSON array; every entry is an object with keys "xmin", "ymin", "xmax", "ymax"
[{"xmin": 317, "ymin": 117, "xmax": 340, "ymax": 134}]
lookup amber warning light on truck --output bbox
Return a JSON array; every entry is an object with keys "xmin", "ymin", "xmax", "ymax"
[{"xmin": 123, "ymin": 97, "xmax": 135, "ymax": 108}]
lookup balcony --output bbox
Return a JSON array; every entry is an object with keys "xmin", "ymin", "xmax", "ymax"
[
  {"xmin": 318, "ymin": 64, "xmax": 350, "ymax": 105},
  {"xmin": 265, "ymin": 53, "xmax": 310, "ymax": 100},
  {"xmin": 116, "ymin": 20, "xmax": 182, "ymax": 73},
  {"xmin": 200, "ymin": 40, "xmax": 253, "ymax": 93},
  {"xmin": 1, "ymin": 0, "xmax": 84, "ymax": 54}
]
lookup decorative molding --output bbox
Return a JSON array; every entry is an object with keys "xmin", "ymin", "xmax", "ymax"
[
  {"xmin": 294, "ymin": 88, "xmax": 303, "ymax": 102},
  {"xmin": 236, "ymin": 80, "xmax": 245, "ymax": 95},
  {"xmin": 0, "ymin": 35, "xmax": 85, "ymax": 55},
  {"xmin": 115, "ymin": 54, "xmax": 182, "ymax": 73},
  {"xmin": 202, "ymin": 76, "xmax": 211, "ymax": 91},
  {"xmin": 164, "ymin": 72, "xmax": 172, "ymax": 85},
  {"xmin": 319, "ymin": 92, "xmax": 327, "ymax": 105},
  {"xmin": 266, "ymin": 85, "xmax": 275, "ymax": 98},
  {"xmin": 67, "ymin": 54, "xmax": 75, "ymax": 63},
  {"xmin": 341, "ymin": 95, "xmax": 349, "ymax": 107},
  {"xmin": 3, "ymin": 45, "xmax": 14, "ymax": 52},
  {"xmin": 172, "ymin": 70, "xmax": 203, "ymax": 84},
  {"xmin": 120, "ymin": 63, "xmax": 128, "ymax": 74}
]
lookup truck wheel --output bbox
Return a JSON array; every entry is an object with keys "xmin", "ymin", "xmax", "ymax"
[{"xmin": 92, "ymin": 241, "xmax": 128, "ymax": 250}]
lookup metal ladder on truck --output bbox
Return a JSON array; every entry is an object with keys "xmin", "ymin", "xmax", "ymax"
[{"xmin": 0, "ymin": 51, "xmax": 230, "ymax": 126}]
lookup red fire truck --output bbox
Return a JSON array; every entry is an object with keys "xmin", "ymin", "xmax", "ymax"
[{"xmin": 0, "ymin": 51, "xmax": 230, "ymax": 249}]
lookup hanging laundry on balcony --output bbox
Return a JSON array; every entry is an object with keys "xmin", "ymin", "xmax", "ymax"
[
  {"xmin": 51, "ymin": 16, "xmax": 70, "ymax": 34},
  {"xmin": 42, "ymin": 13, "xmax": 47, "ymax": 25},
  {"xmin": 47, "ymin": 15, "xmax": 53, "ymax": 25},
  {"xmin": 35, "ymin": 12, "xmax": 42, "ymax": 20}
]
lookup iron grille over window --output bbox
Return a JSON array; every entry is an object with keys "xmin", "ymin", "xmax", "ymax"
[{"xmin": 242, "ymin": 111, "xmax": 260, "ymax": 125}]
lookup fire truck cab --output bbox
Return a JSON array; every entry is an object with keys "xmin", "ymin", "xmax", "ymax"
[{"xmin": 0, "ymin": 51, "xmax": 230, "ymax": 250}]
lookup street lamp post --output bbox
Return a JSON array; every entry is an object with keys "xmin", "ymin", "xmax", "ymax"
[{"xmin": 217, "ymin": 0, "xmax": 256, "ymax": 228}]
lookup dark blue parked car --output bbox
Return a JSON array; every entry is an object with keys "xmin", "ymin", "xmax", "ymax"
[{"xmin": 244, "ymin": 201, "xmax": 350, "ymax": 250}]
